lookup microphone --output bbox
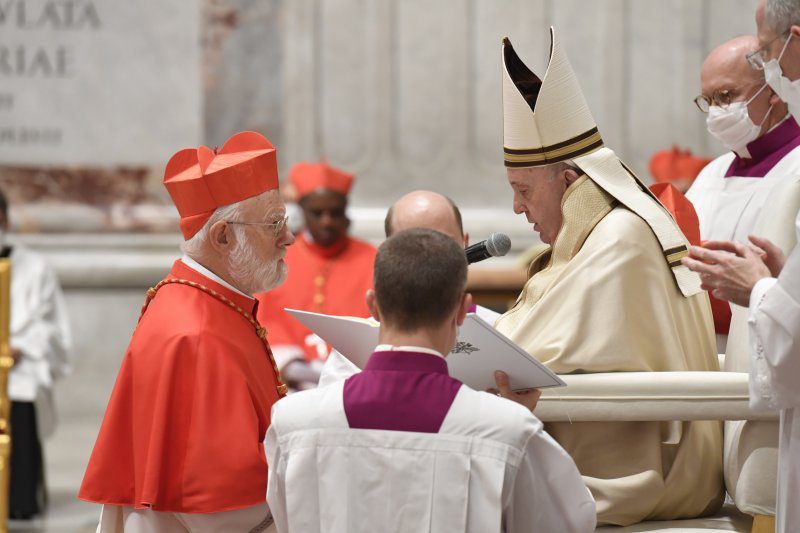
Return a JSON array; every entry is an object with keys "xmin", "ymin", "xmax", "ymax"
[{"xmin": 465, "ymin": 233, "xmax": 511, "ymax": 264}]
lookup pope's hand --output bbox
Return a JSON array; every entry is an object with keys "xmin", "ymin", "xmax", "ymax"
[{"xmin": 487, "ymin": 370, "xmax": 541, "ymax": 412}]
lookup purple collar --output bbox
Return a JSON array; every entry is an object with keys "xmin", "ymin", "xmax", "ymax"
[
  {"xmin": 363, "ymin": 350, "xmax": 449, "ymax": 374},
  {"xmin": 343, "ymin": 351, "xmax": 462, "ymax": 433},
  {"xmin": 726, "ymin": 116, "xmax": 800, "ymax": 178}
]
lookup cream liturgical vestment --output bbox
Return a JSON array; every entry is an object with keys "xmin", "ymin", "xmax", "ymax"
[
  {"xmin": 267, "ymin": 348, "xmax": 596, "ymax": 533},
  {"xmin": 497, "ymin": 28, "xmax": 723, "ymax": 526},
  {"xmin": 494, "ymin": 177, "xmax": 724, "ymax": 526},
  {"xmin": 748, "ymin": 212, "xmax": 800, "ymax": 533}
]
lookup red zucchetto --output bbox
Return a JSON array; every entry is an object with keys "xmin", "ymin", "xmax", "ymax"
[
  {"xmin": 649, "ymin": 146, "xmax": 711, "ymax": 185},
  {"xmin": 164, "ymin": 131, "xmax": 280, "ymax": 239},
  {"xmin": 288, "ymin": 160, "xmax": 354, "ymax": 199}
]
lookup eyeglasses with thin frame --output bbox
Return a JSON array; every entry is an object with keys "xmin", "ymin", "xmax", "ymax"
[
  {"xmin": 747, "ymin": 31, "xmax": 791, "ymax": 71},
  {"xmin": 226, "ymin": 216, "xmax": 289, "ymax": 237},
  {"xmin": 693, "ymin": 81, "xmax": 763, "ymax": 113}
]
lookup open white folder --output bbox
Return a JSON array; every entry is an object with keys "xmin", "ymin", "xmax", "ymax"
[{"xmin": 285, "ymin": 309, "xmax": 565, "ymax": 391}]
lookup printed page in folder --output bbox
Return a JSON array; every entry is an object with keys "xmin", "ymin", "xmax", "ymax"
[{"xmin": 285, "ymin": 309, "xmax": 565, "ymax": 391}]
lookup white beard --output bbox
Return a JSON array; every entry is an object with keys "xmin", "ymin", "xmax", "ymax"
[{"xmin": 227, "ymin": 230, "xmax": 287, "ymax": 295}]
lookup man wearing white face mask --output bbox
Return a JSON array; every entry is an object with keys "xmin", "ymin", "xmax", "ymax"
[
  {"xmin": 686, "ymin": 35, "xmax": 797, "ymax": 351},
  {"xmin": 753, "ymin": 0, "xmax": 800, "ymax": 116}
]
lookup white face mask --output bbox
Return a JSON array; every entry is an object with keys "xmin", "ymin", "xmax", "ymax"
[
  {"xmin": 764, "ymin": 34, "xmax": 800, "ymax": 110},
  {"xmin": 706, "ymin": 83, "xmax": 773, "ymax": 155}
]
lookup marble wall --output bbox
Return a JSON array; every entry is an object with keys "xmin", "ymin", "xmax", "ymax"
[
  {"xmin": 278, "ymin": 0, "xmax": 761, "ymax": 211},
  {"xmin": 0, "ymin": 0, "xmax": 201, "ymax": 233},
  {"xmin": 1, "ymin": 0, "xmax": 762, "ymax": 236}
]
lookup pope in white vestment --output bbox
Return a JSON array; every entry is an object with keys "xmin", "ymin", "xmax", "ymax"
[
  {"xmin": 494, "ymin": 29, "xmax": 724, "ymax": 526},
  {"xmin": 748, "ymin": 211, "xmax": 800, "ymax": 533}
]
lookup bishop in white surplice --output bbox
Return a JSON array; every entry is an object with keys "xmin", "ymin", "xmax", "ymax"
[
  {"xmin": 267, "ymin": 345, "xmax": 595, "ymax": 533},
  {"xmin": 687, "ymin": 35, "xmax": 800, "ymax": 349},
  {"xmin": 748, "ymin": 211, "xmax": 800, "ymax": 533},
  {"xmin": 687, "ymin": 114, "xmax": 800, "ymax": 351}
]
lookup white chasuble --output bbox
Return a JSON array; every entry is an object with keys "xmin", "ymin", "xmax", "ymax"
[
  {"xmin": 495, "ymin": 176, "xmax": 724, "ymax": 526},
  {"xmin": 748, "ymin": 212, "xmax": 800, "ymax": 533}
]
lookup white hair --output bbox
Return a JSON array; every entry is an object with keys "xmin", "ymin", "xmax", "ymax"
[
  {"xmin": 181, "ymin": 191, "xmax": 287, "ymax": 294},
  {"xmin": 181, "ymin": 201, "xmax": 246, "ymax": 258},
  {"xmin": 765, "ymin": 0, "xmax": 800, "ymax": 36},
  {"xmin": 545, "ymin": 159, "xmax": 581, "ymax": 180}
]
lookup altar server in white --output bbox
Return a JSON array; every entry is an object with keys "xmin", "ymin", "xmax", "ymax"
[
  {"xmin": 0, "ymin": 190, "xmax": 71, "ymax": 519},
  {"xmin": 267, "ymin": 228, "xmax": 595, "ymax": 533},
  {"xmin": 687, "ymin": 35, "xmax": 798, "ymax": 347}
]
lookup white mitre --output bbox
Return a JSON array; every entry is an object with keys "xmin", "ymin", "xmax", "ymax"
[{"xmin": 502, "ymin": 27, "xmax": 701, "ymax": 297}]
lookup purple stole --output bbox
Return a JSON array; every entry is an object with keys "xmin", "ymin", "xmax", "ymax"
[{"xmin": 343, "ymin": 351, "xmax": 463, "ymax": 433}]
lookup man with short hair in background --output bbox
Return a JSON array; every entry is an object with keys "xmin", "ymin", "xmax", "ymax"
[
  {"xmin": 321, "ymin": 189, "xmax": 533, "ymax": 405},
  {"xmin": 267, "ymin": 228, "xmax": 596, "ymax": 533},
  {"xmin": 384, "ymin": 189, "xmax": 468, "ymax": 245},
  {"xmin": 80, "ymin": 132, "xmax": 292, "ymax": 532}
]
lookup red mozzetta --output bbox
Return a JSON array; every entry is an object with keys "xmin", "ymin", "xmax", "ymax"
[{"xmin": 79, "ymin": 260, "xmax": 282, "ymax": 513}]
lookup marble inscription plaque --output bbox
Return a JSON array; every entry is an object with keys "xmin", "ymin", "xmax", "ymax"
[{"xmin": 0, "ymin": 0, "xmax": 201, "ymax": 166}]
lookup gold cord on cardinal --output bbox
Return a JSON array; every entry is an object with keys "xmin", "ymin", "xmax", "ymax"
[{"xmin": 140, "ymin": 278, "xmax": 288, "ymax": 398}]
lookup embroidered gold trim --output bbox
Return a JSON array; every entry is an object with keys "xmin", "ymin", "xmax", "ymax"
[
  {"xmin": 505, "ymin": 127, "xmax": 599, "ymax": 154},
  {"xmin": 664, "ymin": 247, "xmax": 688, "ymax": 262},
  {"xmin": 504, "ymin": 130, "xmax": 604, "ymax": 165}
]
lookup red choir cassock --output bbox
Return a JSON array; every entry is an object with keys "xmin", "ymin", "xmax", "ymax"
[
  {"xmin": 79, "ymin": 132, "xmax": 287, "ymax": 513},
  {"xmin": 256, "ymin": 161, "xmax": 376, "ymax": 366}
]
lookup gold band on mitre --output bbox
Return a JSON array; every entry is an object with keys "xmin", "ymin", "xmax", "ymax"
[{"xmin": 504, "ymin": 127, "xmax": 604, "ymax": 167}]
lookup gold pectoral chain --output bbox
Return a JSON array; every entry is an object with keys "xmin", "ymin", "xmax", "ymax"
[{"xmin": 140, "ymin": 278, "xmax": 288, "ymax": 398}]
